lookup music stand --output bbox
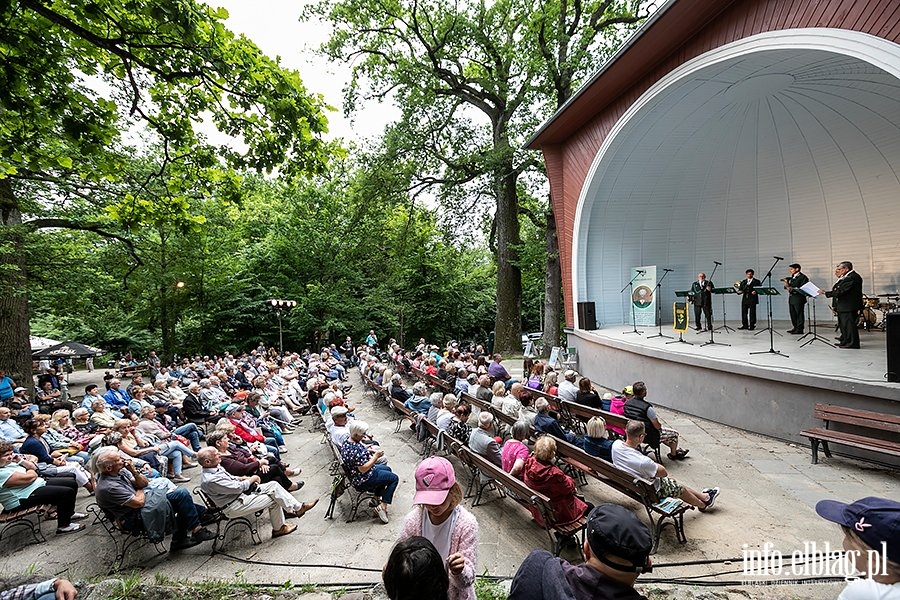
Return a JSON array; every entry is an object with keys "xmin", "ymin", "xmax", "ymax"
[
  {"xmin": 799, "ymin": 294, "xmax": 835, "ymax": 348},
  {"xmin": 621, "ymin": 271, "xmax": 643, "ymax": 335},
  {"xmin": 646, "ymin": 269, "xmax": 674, "ymax": 340},
  {"xmin": 713, "ymin": 287, "xmax": 737, "ymax": 334},
  {"xmin": 750, "ymin": 256, "xmax": 788, "ymax": 358},
  {"xmin": 667, "ymin": 293, "xmax": 694, "ymax": 345}
]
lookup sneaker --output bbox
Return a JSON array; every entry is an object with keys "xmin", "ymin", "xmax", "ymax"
[
  {"xmin": 278, "ymin": 446, "xmax": 289, "ymax": 454},
  {"xmin": 57, "ymin": 523, "xmax": 85, "ymax": 534},
  {"xmin": 171, "ymin": 475, "xmax": 191, "ymax": 483},
  {"xmin": 375, "ymin": 505, "xmax": 389, "ymax": 524},
  {"xmin": 191, "ymin": 527, "xmax": 217, "ymax": 543},
  {"xmin": 182, "ymin": 462, "xmax": 199, "ymax": 470},
  {"xmin": 703, "ymin": 487, "xmax": 720, "ymax": 511},
  {"xmin": 71, "ymin": 512, "xmax": 88, "ymax": 521}
]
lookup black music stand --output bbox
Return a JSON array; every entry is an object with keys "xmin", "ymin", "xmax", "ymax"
[
  {"xmin": 667, "ymin": 293, "xmax": 694, "ymax": 345},
  {"xmin": 698, "ymin": 288, "xmax": 734, "ymax": 348},
  {"xmin": 646, "ymin": 269, "xmax": 674, "ymax": 340},
  {"xmin": 799, "ymin": 294, "xmax": 835, "ymax": 348},
  {"xmin": 713, "ymin": 287, "xmax": 737, "ymax": 334},
  {"xmin": 750, "ymin": 256, "xmax": 788, "ymax": 358},
  {"xmin": 621, "ymin": 271, "xmax": 643, "ymax": 335}
]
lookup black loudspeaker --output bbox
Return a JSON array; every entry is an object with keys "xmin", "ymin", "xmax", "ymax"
[
  {"xmin": 577, "ymin": 301, "xmax": 597, "ymax": 330},
  {"xmin": 887, "ymin": 313, "xmax": 900, "ymax": 383}
]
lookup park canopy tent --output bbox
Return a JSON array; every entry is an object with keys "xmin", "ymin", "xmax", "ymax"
[
  {"xmin": 30, "ymin": 336, "xmax": 63, "ymax": 351},
  {"xmin": 32, "ymin": 341, "xmax": 105, "ymax": 359}
]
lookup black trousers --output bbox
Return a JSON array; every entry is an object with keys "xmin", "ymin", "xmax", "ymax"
[
  {"xmin": 17, "ymin": 476, "xmax": 77, "ymax": 527},
  {"xmin": 694, "ymin": 304, "xmax": 712, "ymax": 330},
  {"xmin": 741, "ymin": 302, "xmax": 757, "ymax": 328},
  {"xmin": 837, "ymin": 311, "xmax": 859, "ymax": 348},
  {"xmin": 789, "ymin": 297, "xmax": 806, "ymax": 331}
]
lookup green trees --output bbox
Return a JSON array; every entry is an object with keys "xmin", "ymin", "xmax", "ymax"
[{"xmin": 1, "ymin": 0, "xmax": 331, "ymax": 384}]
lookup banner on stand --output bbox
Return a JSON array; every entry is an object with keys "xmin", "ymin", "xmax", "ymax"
[{"xmin": 630, "ymin": 266, "xmax": 657, "ymax": 326}]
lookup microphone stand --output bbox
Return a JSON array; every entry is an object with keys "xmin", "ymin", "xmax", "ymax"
[
  {"xmin": 751, "ymin": 256, "xmax": 788, "ymax": 358},
  {"xmin": 621, "ymin": 271, "xmax": 644, "ymax": 335},
  {"xmin": 800, "ymin": 294, "xmax": 835, "ymax": 348},
  {"xmin": 647, "ymin": 268, "xmax": 674, "ymax": 340},
  {"xmin": 701, "ymin": 262, "xmax": 729, "ymax": 348},
  {"xmin": 714, "ymin": 259, "xmax": 735, "ymax": 334}
]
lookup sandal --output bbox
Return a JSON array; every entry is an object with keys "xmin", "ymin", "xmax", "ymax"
[{"xmin": 667, "ymin": 449, "xmax": 690, "ymax": 460}]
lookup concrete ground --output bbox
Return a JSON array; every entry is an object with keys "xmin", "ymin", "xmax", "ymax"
[{"xmin": 2, "ymin": 364, "xmax": 897, "ymax": 599}]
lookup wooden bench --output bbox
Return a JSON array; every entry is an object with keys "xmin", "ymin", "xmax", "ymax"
[
  {"xmin": 800, "ymin": 403, "xmax": 900, "ymax": 465},
  {"xmin": 87, "ymin": 503, "xmax": 168, "ymax": 572},
  {"xmin": 552, "ymin": 437, "xmax": 693, "ymax": 554},
  {"xmin": 0, "ymin": 504, "xmax": 48, "ymax": 546},
  {"xmin": 410, "ymin": 367, "xmax": 453, "ymax": 392},
  {"xmin": 456, "ymin": 444, "xmax": 586, "ymax": 558}
]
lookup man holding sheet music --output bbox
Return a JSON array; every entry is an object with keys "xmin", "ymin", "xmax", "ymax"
[{"xmin": 784, "ymin": 263, "xmax": 809, "ymax": 334}]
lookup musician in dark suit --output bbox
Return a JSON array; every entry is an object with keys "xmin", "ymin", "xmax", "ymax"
[
  {"xmin": 785, "ymin": 263, "xmax": 809, "ymax": 334},
  {"xmin": 737, "ymin": 269, "xmax": 761, "ymax": 330},
  {"xmin": 819, "ymin": 261, "xmax": 864, "ymax": 349},
  {"xmin": 690, "ymin": 273, "xmax": 714, "ymax": 331}
]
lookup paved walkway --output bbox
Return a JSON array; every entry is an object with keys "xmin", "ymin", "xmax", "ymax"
[{"xmin": 2, "ymin": 365, "xmax": 896, "ymax": 599}]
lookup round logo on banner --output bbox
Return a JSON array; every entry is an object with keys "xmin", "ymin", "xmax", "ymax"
[{"xmin": 632, "ymin": 285, "xmax": 653, "ymax": 308}]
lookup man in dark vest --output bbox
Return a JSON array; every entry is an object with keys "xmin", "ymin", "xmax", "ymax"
[
  {"xmin": 737, "ymin": 269, "xmax": 761, "ymax": 330},
  {"xmin": 622, "ymin": 382, "xmax": 688, "ymax": 461},
  {"xmin": 785, "ymin": 263, "xmax": 809, "ymax": 334},
  {"xmin": 689, "ymin": 273, "xmax": 714, "ymax": 331},
  {"xmin": 819, "ymin": 261, "xmax": 864, "ymax": 349}
]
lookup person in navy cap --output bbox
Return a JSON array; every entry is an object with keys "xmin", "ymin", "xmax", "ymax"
[{"xmin": 816, "ymin": 496, "xmax": 900, "ymax": 599}]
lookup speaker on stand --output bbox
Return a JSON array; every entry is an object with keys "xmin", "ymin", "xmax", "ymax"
[
  {"xmin": 577, "ymin": 301, "xmax": 597, "ymax": 330},
  {"xmin": 887, "ymin": 312, "xmax": 900, "ymax": 383}
]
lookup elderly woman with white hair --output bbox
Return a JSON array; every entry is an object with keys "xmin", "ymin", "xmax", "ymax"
[{"xmin": 339, "ymin": 420, "xmax": 399, "ymax": 524}]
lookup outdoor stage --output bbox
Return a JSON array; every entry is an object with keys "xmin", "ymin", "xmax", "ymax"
[{"xmin": 567, "ymin": 319, "xmax": 899, "ymax": 466}]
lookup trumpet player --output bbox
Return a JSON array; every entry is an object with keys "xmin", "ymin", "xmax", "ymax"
[
  {"xmin": 737, "ymin": 269, "xmax": 761, "ymax": 330},
  {"xmin": 690, "ymin": 272, "xmax": 714, "ymax": 331},
  {"xmin": 785, "ymin": 263, "xmax": 809, "ymax": 334}
]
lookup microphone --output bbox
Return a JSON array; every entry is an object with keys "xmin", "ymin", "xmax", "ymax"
[
  {"xmin": 663, "ymin": 268, "xmax": 674, "ymax": 272},
  {"xmin": 774, "ymin": 256, "xmax": 784, "ymax": 260},
  {"xmin": 713, "ymin": 261, "xmax": 722, "ymax": 265}
]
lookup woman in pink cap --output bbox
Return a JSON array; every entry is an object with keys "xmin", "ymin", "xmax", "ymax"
[{"xmin": 398, "ymin": 456, "xmax": 479, "ymax": 600}]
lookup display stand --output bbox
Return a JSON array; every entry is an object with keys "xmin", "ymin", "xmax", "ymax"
[
  {"xmin": 712, "ymin": 287, "xmax": 737, "ymax": 334},
  {"xmin": 646, "ymin": 268, "xmax": 674, "ymax": 340},
  {"xmin": 750, "ymin": 256, "xmax": 788, "ymax": 358},
  {"xmin": 667, "ymin": 293, "xmax": 694, "ymax": 345},
  {"xmin": 799, "ymin": 295, "xmax": 835, "ymax": 348}
]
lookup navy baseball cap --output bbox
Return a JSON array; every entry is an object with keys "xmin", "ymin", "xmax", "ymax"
[
  {"xmin": 586, "ymin": 504, "xmax": 652, "ymax": 572},
  {"xmin": 816, "ymin": 497, "xmax": 900, "ymax": 563}
]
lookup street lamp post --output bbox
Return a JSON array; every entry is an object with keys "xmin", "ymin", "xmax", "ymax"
[{"xmin": 266, "ymin": 299, "xmax": 296, "ymax": 353}]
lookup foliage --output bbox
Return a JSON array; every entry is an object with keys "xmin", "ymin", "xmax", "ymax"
[{"xmin": 474, "ymin": 575, "xmax": 509, "ymax": 600}]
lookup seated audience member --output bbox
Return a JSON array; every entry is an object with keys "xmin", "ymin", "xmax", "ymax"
[
  {"xmin": 468, "ymin": 412, "xmax": 502, "ymax": 474},
  {"xmin": 197, "ymin": 447, "xmax": 317, "ymax": 539},
  {"xmin": 509, "ymin": 503, "xmax": 654, "ymax": 600},
  {"xmin": 489, "ymin": 381, "xmax": 507, "ymax": 411},
  {"xmin": 183, "ymin": 382, "xmax": 217, "ymax": 425},
  {"xmin": 532, "ymin": 398, "xmax": 582, "ymax": 448},
  {"xmin": 19, "ymin": 419, "xmax": 95, "ymax": 493},
  {"xmin": 815, "ymin": 496, "xmax": 900, "ymax": 600},
  {"xmin": 383, "ymin": 536, "xmax": 450, "ymax": 600},
  {"xmin": 404, "ymin": 382, "xmax": 432, "ymax": 415},
  {"xmin": 446, "ymin": 403, "xmax": 472, "ymax": 445},
  {"xmin": 398, "ymin": 457, "xmax": 478, "ymax": 600},
  {"xmin": 501, "ymin": 384, "xmax": 525, "ymax": 419},
  {"xmin": 487, "ymin": 353, "xmax": 516, "ymax": 389},
  {"xmin": 612, "ymin": 420, "xmax": 718, "ymax": 511},
  {"xmin": 35, "ymin": 381, "xmax": 68, "ymax": 413},
  {"xmin": 453, "ymin": 371, "xmax": 470, "ymax": 398},
  {"xmin": 501, "ymin": 421, "xmax": 531, "ymax": 479},
  {"xmin": 0, "ymin": 406, "xmax": 27, "ymax": 445},
  {"xmin": 340, "ymin": 420, "xmax": 398, "ymax": 524},
  {"xmin": 575, "ymin": 378, "xmax": 602, "ymax": 409},
  {"xmin": 435, "ymin": 394, "xmax": 458, "ymax": 431},
  {"xmin": 556, "ymin": 370, "xmax": 578, "ymax": 402},
  {"xmin": 0, "ymin": 577, "xmax": 79, "ymax": 600},
  {"xmin": 152, "ymin": 401, "xmax": 203, "ymax": 451},
  {"xmin": 206, "ymin": 431, "xmax": 300, "ymax": 491},
  {"xmin": 517, "ymin": 392, "xmax": 537, "ymax": 426},
  {"xmin": 90, "ymin": 399, "xmax": 118, "ymax": 430},
  {"xmin": 583, "ymin": 416, "xmax": 614, "ymax": 462},
  {"xmin": 94, "ymin": 449, "xmax": 215, "ymax": 549},
  {"xmin": 328, "ymin": 405, "xmax": 352, "ymax": 447},
  {"xmin": 49, "ymin": 410, "xmax": 93, "ymax": 461},
  {"xmin": 523, "ymin": 436, "xmax": 591, "ymax": 528},
  {"xmin": 472, "ymin": 375, "xmax": 492, "ymax": 405},
  {"xmin": 0, "ymin": 441, "xmax": 86, "ymax": 533},
  {"xmin": 542, "ymin": 372, "xmax": 559, "ymax": 396},
  {"xmin": 606, "ymin": 390, "xmax": 627, "ymax": 437},
  {"xmin": 623, "ymin": 382, "xmax": 688, "ymax": 460},
  {"xmin": 7, "ymin": 386, "xmax": 39, "ymax": 421},
  {"xmin": 103, "ymin": 379, "xmax": 131, "ymax": 412},
  {"xmin": 227, "ymin": 404, "xmax": 282, "ymax": 463},
  {"xmin": 389, "ymin": 374, "xmax": 412, "ymax": 403},
  {"xmin": 526, "ymin": 362, "xmax": 544, "ymax": 391}
]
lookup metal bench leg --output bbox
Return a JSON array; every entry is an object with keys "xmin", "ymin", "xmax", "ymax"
[
  {"xmin": 810, "ymin": 438, "xmax": 820, "ymax": 464},
  {"xmin": 821, "ymin": 441, "xmax": 832, "ymax": 458}
]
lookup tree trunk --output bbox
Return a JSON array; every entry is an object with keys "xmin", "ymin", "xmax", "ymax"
[
  {"xmin": 542, "ymin": 202, "xmax": 562, "ymax": 356},
  {"xmin": 493, "ymin": 160, "xmax": 522, "ymax": 354},
  {"xmin": 0, "ymin": 179, "xmax": 34, "ymax": 394}
]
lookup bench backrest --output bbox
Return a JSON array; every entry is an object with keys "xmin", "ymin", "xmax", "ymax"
[
  {"xmin": 559, "ymin": 400, "xmax": 629, "ymax": 434},
  {"xmin": 457, "ymin": 445, "xmax": 555, "ymax": 521},
  {"xmin": 553, "ymin": 437, "xmax": 658, "ymax": 504},
  {"xmin": 815, "ymin": 403, "xmax": 900, "ymax": 433}
]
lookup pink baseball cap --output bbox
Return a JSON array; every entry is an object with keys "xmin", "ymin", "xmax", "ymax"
[{"xmin": 413, "ymin": 457, "xmax": 456, "ymax": 505}]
